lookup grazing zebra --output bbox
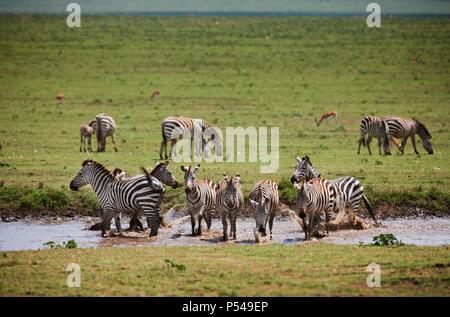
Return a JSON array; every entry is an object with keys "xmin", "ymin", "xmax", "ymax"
[
  {"xmin": 181, "ymin": 164, "xmax": 216, "ymax": 236},
  {"xmin": 79, "ymin": 121, "xmax": 95, "ymax": 152},
  {"xmin": 291, "ymin": 155, "xmax": 378, "ymax": 231},
  {"xmin": 357, "ymin": 116, "xmax": 391, "ymax": 155},
  {"xmin": 95, "ymin": 113, "xmax": 118, "ymax": 152},
  {"xmin": 384, "ymin": 116, "xmax": 433, "ymax": 155},
  {"xmin": 69, "ymin": 159, "xmax": 164, "ymax": 237},
  {"xmin": 248, "ymin": 179, "xmax": 279, "ymax": 241},
  {"xmin": 216, "ymin": 173, "xmax": 244, "ymax": 241},
  {"xmin": 293, "ymin": 178, "xmax": 336, "ymax": 240},
  {"xmin": 160, "ymin": 116, "xmax": 221, "ymax": 160}
]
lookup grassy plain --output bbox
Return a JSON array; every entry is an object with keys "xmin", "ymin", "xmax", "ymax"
[
  {"xmin": 1, "ymin": 243, "xmax": 449, "ymax": 296},
  {"xmin": 0, "ymin": 16, "xmax": 449, "ymax": 213}
]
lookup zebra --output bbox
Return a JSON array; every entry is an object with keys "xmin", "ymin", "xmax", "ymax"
[
  {"xmin": 384, "ymin": 116, "xmax": 433, "ymax": 155},
  {"xmin": 160, "ymin": 116, "xmax": 221, "ymax": 160},
  {"xmin": 89, "ymin": 161, "xmax": 179, "ymax": 232},
  {"xmin": 181, "ymin": 164, "xmax": 216, "ymax": 236},
  {"xmin": 95, "ymin": 113, "xmax": 118, "ymax": 152},
  {"xmin": 69, "ymin": 159, "xmax": 164, "ymax": 237},
  {"xmin": 293, "ymin": 177, "xmax": 336, "ymax": 240},
  {"xmin": 291, "ymin": 155, "xmax": 378, "ymax": 230},
  {"xmin": 248, "ymin": 179, "xmax": 279, "ymax": 241},
  {"xmin": 357, "ymin": 116, "xmax": 391, "ymax": 155},
  {"xmin": 216, "ymin": 173, "xmax": 244, "ymax": 241},
  {"xmin": 79, "ymin": 122, "xmax": 94, "ymax": 152}
]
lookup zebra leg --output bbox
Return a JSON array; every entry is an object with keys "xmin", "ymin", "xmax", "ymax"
[
  {"xmin": 159, "ymin": 140, "xmax": 166, "ymax": 160},
  {"xmin": 400, "ymin": 137, "xmax": 408, "ymax": 154},
  {"xmin": 114, "ymin": 213, "xmax": 122, "ymax": 234},
  {"xmin": 101, "ymin": 210, "xmax": 114, "ymax": 237},
  {"xmin": 377, "ymin": 138, "xmax": 382, "ymax": 155},
  {"xmin": 221, "ymin": 210, "xmax": 228, "ymax": 241},
  {"xmin": 231, "ymin": 211, "xmax": 237, "ymax": 240},
  {"xmin": 299, "ymin": 211, "xmax": 309, "ymax": 240},
  {"xmin": 190, "ymin": 214, "xmax": 196, "ymax": 236},
  {"xmin": 411, "ymin": 134, "xmax": 419, "ymax": 155},
  {"xmin": 143, "ymin": 207, "xmax": 160, "ymax": 237},
  {"xmin": 357, "ymin": 138, "xmax": 363, "ymax": 155},
  {"xmin": 197, "ymin": 214, "xmax": 203, "ymax": 236},
  {"xmin": 88, "ymin": 137, "xmax": 92, "ymax": 152},
  {"xmin": 204, "ymin": 211, "xmax": 212, "ymax": 231},
  {"xmin": 80, "ymin": 135, "xmax": 83, "ymax": 152},
  {"xmin": 111, "ymin": 134, "xmax": 118, "ymax": 152},
  {"xmin": 367, "ymin": 136, "xmax": 373, "ymax": 155},
  {"xmin": 268, "ymin": 214, "xmax": 275, "ymax": 240},
  {"xmin": 169, "ymin": 139, "xmax": 177, "ymax": 159}
]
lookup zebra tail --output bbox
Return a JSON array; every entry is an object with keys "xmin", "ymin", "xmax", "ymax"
[
  {"xmin": 362, "ymin": 194, "xmax": 377, "ymax": 222},
  {"xmin": 140, "ymin": 166, "xmax": 163, "ymax": 193}
]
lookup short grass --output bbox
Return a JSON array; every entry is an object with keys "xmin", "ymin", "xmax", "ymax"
[
  {"xmin": 0, "ymin": 244, "xmax": 449, "ymax": 296},
  {"xmin": 0, "ymin": 16, "xmax": 449, "ymax": 212}
]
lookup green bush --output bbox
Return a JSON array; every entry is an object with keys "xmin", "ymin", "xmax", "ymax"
[{"xmin": 278, "ymin": 177, "xmax": 298, "ymax": 205}]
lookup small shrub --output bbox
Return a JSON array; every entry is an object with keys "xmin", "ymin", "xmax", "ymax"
[
  {"xmin": 372, "ymin": 234, "xmax": 404, "ymax": 246},
  {"xmin": 164, "ymin": 259, "xmax": 186, "ymax": 272},
  {"xmin": 278, "ymin": 177, "xmax": 298, "ymax": 205}
]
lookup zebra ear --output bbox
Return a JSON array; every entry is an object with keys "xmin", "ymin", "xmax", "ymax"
[
  {"xmin": 296, "ymin": 156, "xmax": 302, "ymax": 163},
  {"xmin": 194, "ymin": 164, "xmax": 200, "ymax": 171},
  {"xmin": 164, "ymin": 160, "xmax": 169, "ymax": 166},
  {"xmin": 180, "ymin": 166, "xmax": 188, "ymax": 172}
]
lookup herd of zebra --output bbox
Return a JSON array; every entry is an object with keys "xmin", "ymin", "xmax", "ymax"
[{"xmin": 72, "ymin": 114, "xmax": 434, "ymax": 242}]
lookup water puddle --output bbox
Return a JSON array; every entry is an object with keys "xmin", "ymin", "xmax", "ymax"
[{"xmin": 0, "ymin": 216, "xmax": 449, "ymax": 251}]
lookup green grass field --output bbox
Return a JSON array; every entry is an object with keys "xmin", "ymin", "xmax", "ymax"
[
  {"xmin": 1, "ymin": 244, "xmax": 449, "ymax": 296},
  {"xmin": 0, "ymin": 15, "xmax": 449, "ymax": 297}
]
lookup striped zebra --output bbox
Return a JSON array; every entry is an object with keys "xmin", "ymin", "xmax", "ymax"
[
  {"xmin": 69, "ymin": 159, "xmax": 164, "ymax": 237},
  {"xmin": 384, "ymin": 116, "xmax": 433, "ymax": 155},
  {"xmin": 181, "ymin": 164, "xmax": 216, "ymax": 236},
  {"xmin": 160, "ymin": 116, "xmax": 221, "ymax": 160},
  {"xmin": 95, "ymin": 113, "xmax": 118, "ymax": 152},
  {"xmin": 293, "ymin": 177, "xmax": 336, "ymax": 240},
  {"xmin": 216, "ymin": 173, "xmax": 244, "ymax": 241},
  {"xmin": 357, "ymin": 116, "xmax": 391, "ymax": 155},
  {"xmin": 291, "ymin": 155, "xmax": 377, "ymax": 230},
  {"xmin": 248, "ymin": 179, "xmax": 279, "ymax": 241},
  {"xmin": 89, "ymin": 161, "xmax": 179, "ymax": 232}
]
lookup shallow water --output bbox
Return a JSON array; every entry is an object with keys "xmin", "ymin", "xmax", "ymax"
[{"xmin": 0, "ymin": 216, "xmax": 449, "ymax": 251}]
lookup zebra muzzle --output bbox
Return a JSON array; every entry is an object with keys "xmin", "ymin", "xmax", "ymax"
[{"xmin": 69, "ymin": 181, "xmax": 78, "ymax": 191}]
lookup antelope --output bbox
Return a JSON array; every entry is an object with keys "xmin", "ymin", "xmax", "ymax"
[
  {"xmin": 56, "ymin": 93, "xmax": 64, "ymax": 104},
  {"xmin": 315, "ymin": 111, "xmax": 338, "ymax": 127},
  {"xmin": 151, "ymin": 90, "xmax": 161, "ymax": 101}
]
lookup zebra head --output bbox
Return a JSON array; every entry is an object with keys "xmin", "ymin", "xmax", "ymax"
[
  {"xmin": 414, "ymin": 119, "xmax": 433, "ymax": 154},
  {"xmin": 70, "ymin": 159, "xmax": 112, "ymax": 191},
  {"xmin": 152, "ymin": 161, "xmax": 179, "ymax": 189},
  {"xmin": 291, "ymin": 155, "xmax": 320, "ymax": 184},
  {"xmin": 181, "ymin": 164, "xmax": 200, "ymax": 193},
  {"xmin": 249, "ymin": 187, "xmax": 270, "ymax": 236},
  {"xmin": 225, "ymin": 174, "xmax": 241, "ymax": 208}
]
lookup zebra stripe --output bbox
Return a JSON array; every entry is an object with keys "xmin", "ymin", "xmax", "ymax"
[
  {"xmin": 357, "ymin": 116, "xmax": 391, "ymax": 155},
  {"xmin": 181, "ymin": 164, "xmax": 216, "ymax": 236},
  {"xmin": 160, "ymin": 116, "xmax": 211, "ymax": 159},
  {"xmin": 95, "ymin": 113, "xmax": 117, "ymax": 152},
  {"xmin": 248, "ymin": 179, "xmax": 279, "ymax": 240},
  {"xmin": 294, "ymin": 177, "xmax": 336, "ymax": 240},
  {"xmin": 69, "ymin": 160, "xmax": 164, "ymax": 237},
  {"xmin": 384, "ymin": 116, "xmax": 433, "ymax": 155},
  {"xmin": 216, "ymin": 173, "xmax": 244, "ymax": 241},
  {"xmin": 291, "ymin": 155, "xmax": 377, "ymax": 230}
]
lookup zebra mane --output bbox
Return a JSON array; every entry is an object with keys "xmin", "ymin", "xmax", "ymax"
[
  {"xmin": 413, "ymin": 118, "xmax": 431, "ymax": 138},
  {"xmin": 151, "ymin": 162, "xmax": 166, "ymax": 175},
  {"xmin": 82, "ymin": 159, "xmax": 114, "ymax": 178}
]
